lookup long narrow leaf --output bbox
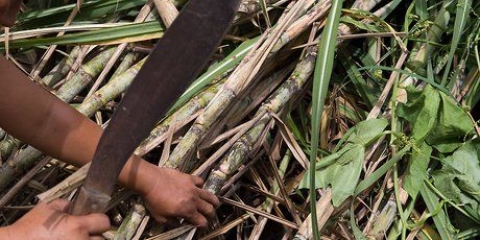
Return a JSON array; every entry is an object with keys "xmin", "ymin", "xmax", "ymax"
[
  {"xmin": 441, "ymin": 0, "xmax": 472, "ymax": 86},
  {"xmin": 310, "ymin": 0, "xmax": 344, "ymax": 239}
]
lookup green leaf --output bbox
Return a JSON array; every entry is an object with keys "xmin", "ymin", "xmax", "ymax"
[
  {"xmin": 425, "ymin": 91, "xmax": 474, "ymax": 146},
  {"xmin": 346, "ymin": 118, "xmax": 388, "ymax": 146},
  {"xmin": 397, "ymin": 84, "xmax": 474, "ymax": 150},
  {"xmin": 432, "ymin": 141, "xmax": 480, "ymax": 221},
  {"xmin": 309, "ymin": 0, "xmax": 344, "ymax": 237},
  {"xmin": 420, "ymin": 182, "xmax": 457, "ymax": 240},
  {"xmin": 328, "ymin": 144, "xmax": 364, "ymax": 206},
  {"xmin": 300, "ymin": 118, "xmax": 389, "ymax": 207},
  {"xmin": 404, "ymin": 142, "xmax": 432, "ymax": 198},
  {"xmin": 3, "ymin": 21, "xmax": 164, "ymax": 49},
  {"xmin": 440, "ymin": 0, "xmax": 472, "ymax": 86},
  {"xmin": 397, "ymin": 85, "xmax": 440, "ymax": 142},
  {"xmin": 300, "ymin": 143, "xmax": 365, "ymax": 207}
]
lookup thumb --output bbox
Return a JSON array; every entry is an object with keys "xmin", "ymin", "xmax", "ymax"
[{"xmin": 76, "ymin": 213, "xmax": 111, "ymax": 235}]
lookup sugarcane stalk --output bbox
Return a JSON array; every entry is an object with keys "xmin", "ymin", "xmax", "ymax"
[
  {"xmin": 271, "ymin": 0, "xmax": 331, "ymax": 54},
  {"xmin": 0, "ymin": 146, "xmax": 44, "ymax": 191},
  {"xmin": 56, "ymin": 47, "xmax": 116, "ymax": 102},
  {"xmin": 405, "ymin": 4, "xmax": 450, "ymax": 77},
  {"xmin": 153, "ymin": 0, "xmax": 179, "ymax": 27},
  {"xmin": 137, "ymin": 78, "xmax": 225, "ymax": 156},
  {"xmin": 77, "ymin": 57, "xmax": 147, "ymax": 117},
  {"xmin": 111, "ymin": 53, "xmax": 140, "ymax": 80},
  {"xmin": 167, "ymin": 0, "xmax": 314, "ymax": 169},
  {"xmin": 200, "ymin": 67, "xmax": 291, "ymax": 149},
  {"xmin": 113, "ymin": 203, "xmax": 147, "ymax": 240},
  {"xmin": 248, "ymin": 151, "xmax": 291, "ymax": 240},
  {"xmin": 42, "ymin": 46, "xmax": 81, "ymax": 87},
  {"xmin": 0, "ymin": 134, "xmax": 20, "ymax": 161},
  {"xmin": 203, "ymin": 45, "xmax": 317, "ymax": 194}
]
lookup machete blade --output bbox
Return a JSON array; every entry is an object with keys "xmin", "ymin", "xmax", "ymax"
[{"xmin": 71, "ymin": 0, "xmax": 241, "ymax": 215}]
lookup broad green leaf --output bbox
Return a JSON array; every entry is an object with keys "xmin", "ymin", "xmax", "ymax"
[
  {"xmin": 346, "ymin": 118, "xmax": 388, "ymax": 146},
  {"xmin": 397, "ymin": 84, "xmax": 474, "ymax": 150},
  {"xmin": 397, "ymin": 85, "xmax": 440, "ymax": 142},
  {"xmin": 404, "ymin": 142, "xmax": 432, "ymax": 198},
  {"xmin": 426, "ymin": 91, "xmax": 474, "ymax": 147},
  {"xmin": 300, "ymin": 119, "xmax": 389, "ymax": 207},
  {"xmin": 300, "ymin": 143, "xmax": 365, "ymax": 207},
  {"xmin": 328, "ymin": 144, "xmax": 364, "ymax": 206},
  {"xmin": 432, "ymin": 141, "xmax": 480, "ymax": 221}
]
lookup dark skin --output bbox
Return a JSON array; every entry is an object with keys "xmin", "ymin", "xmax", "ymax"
[{"xmin": 0, "ymin": 1, "xmax": 218, "ymax": 239}]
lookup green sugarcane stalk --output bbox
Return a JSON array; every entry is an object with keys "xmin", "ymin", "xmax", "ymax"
[
  {"xmin": 217, "ymin": 67, "xmax": 292, "ymax": 131},
  {"xmin": 77, "ymin": 57, "xmax": 147, "ymax": 117},
  {"xmin": 0, "ymin": 135, "xmax": 20, "ymax": 161},
  {"xmin": 42, "ymin": 46, "xmax": 81, "ymax": 87},
  {"xmin": 248, "ymin": 151, "xmax": 291, "ymax": 240},
  {"xmin": 0, "ymin": 146, "xmax": 44, "ymax": 191},
  {"xmin": 55, "ymin": 47, "xmax": 116, "ymax": 102},
  {"xmin": 111, "ymin": 52, "xmax": 140, "ymax": 81},
  {"xmin": 138, "ymin": 78, "xmax": 226, "ymax": 157},
  {"xmin": 405, "ymin": 5, "xmax": 450, "ymax": 77},
  {"xmin": 203, "ymin": 45, "xmax": 317, "ymax": 194},
  {"xmin": 113, "ymin": 203, "xmax": 147, "ymax": 240},
  {"xmin": 167, "ymin": 0, "xmax": 315, "ymax": 169}
]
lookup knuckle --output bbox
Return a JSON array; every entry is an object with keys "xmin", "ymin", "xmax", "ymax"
[
  {"xmin": 196, "ymin": 218, "xmax": 208, "ymax": 228},
  {"xmin": 206, "ymin": 205, "xmax": 216, "ymax": 217}
]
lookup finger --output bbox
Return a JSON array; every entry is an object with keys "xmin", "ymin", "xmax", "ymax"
[
  {"xmin": 198, "ymin": 189, "xmax": 220, "ymax": 208},
  {"xmin": 77, "ymin": 213, "xmax": 111, "ymax": 234},
  {"xmin": 90, "ymin": 236, "xmax": 105, "ymax": 240},
  {"xmin": 187, "ymin": 212, "xmax": 208, "ymax": 228},
  {"xmin": 47, "ymin": 199, "xmax": 70, "ymax": 212},
  {"xmin": 192, "ymin": 175, "xmax": 204, "ymax": 187},
  {"xmin": 195, "ymin": 198, "xmax": 216, "ymax": 219},
  {"xmin": 164, "ymin": 217, "xmax": 181, "ymax": 228}
]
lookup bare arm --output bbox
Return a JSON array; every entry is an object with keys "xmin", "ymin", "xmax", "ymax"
[{"xmin": 0, "ymin": 55, "xmax": 218, "ymax": 226}]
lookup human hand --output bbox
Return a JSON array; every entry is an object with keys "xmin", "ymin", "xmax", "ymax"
[
  {"xmin": 9, "ymin": 199, "xmax": 110, "ymax": 240},
  {"xmin": 138, "ymin": 166, "xmax": 220, "ymax": 227}
]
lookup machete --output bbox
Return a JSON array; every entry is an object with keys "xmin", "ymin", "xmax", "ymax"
[{"xmin": 70, "ymin": 0, "xmax": 241, "ymax": 215}]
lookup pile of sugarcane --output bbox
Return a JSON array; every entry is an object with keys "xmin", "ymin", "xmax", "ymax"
[{"xmin": 1, "ymin": 0, "xmax": 480, "ymax": 239}]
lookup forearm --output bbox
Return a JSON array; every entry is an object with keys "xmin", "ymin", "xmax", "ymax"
[
  {"xmin": 0, "ymin": 225, "xmax": 14, "ymax": 239},
  {"xmin": 0, "ymin": 55, "xmax": 148, "ymax": 191}
]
